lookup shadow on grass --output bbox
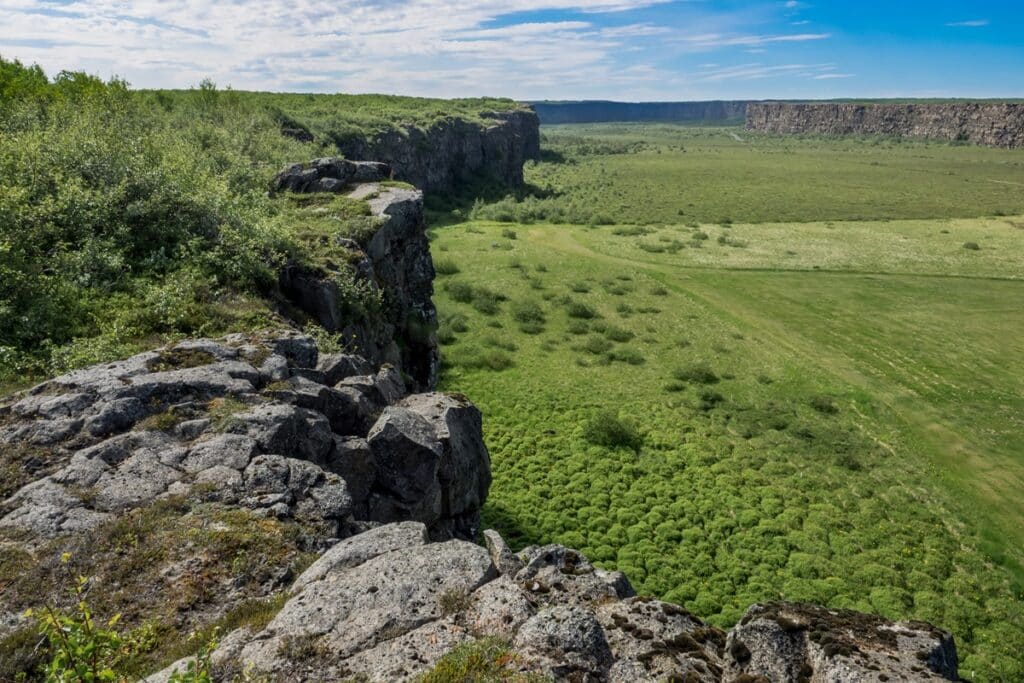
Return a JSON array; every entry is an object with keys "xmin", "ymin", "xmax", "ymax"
[{"xmin": 480, "ymin": 502, "xmax": 545, "ymax": 550}]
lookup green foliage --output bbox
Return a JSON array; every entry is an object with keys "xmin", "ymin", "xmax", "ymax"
[
  {"xmin": 0, "ymin": 59, "xmax": 523, "ymax": 385},
  {"xmin": 582, "ymin": 410, "xmax": 644, "ymax": 451},
  {"xmin": 432, "ymin": 212, "xmax": 1024, "ymax": 682},
  {"xmin": 963, "ymin": 241, "xmax": 981, "ymax": 250},
  {"xmin": 673, "ymin": 363, "xmax": 720, "ymax": 385},
  {"xmin": 419, "ymin": 638, "xmax": 545, "ymax": 683},
  {"xmin": 433, "ymin": 257, "xmax": 460, "ymax": 275},
  {"xmin": 31, "ymin": 577, "xmax": 124, "ymax": 683}
]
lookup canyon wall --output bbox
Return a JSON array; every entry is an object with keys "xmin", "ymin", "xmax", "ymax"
[
  {"xmin": 746, "ymin": 102, "xmax": 1024, "ymax": 147},
  {"xmin": 531, "ymin": 100, "xmax": 749, "ymax": 125},
  {"xmin": 335, "ymin": 109, "xmax": 541, "ymax": 193}
]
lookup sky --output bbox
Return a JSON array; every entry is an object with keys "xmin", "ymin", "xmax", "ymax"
[{"xmin": 1, "ymin": 0, "xmax": 1023, "ymax": 100}]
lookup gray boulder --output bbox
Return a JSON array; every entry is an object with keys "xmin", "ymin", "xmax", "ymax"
[
  {"xmin": 271, "ymin": 158, "xmax": 391, "ymax": 194},
  {"xmin": 234, "ymin": 539, "xmax": 495, "ymax": 675},
  {"xmin": 724, "ymin": 602, "xmax": 959, "ymax": 682},
  {"xmin": 513, "ymin": 605, "xmax": 614, "ymax": 681}
]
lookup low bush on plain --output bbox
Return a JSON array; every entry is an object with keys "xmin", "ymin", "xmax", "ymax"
[
  {"xmin": 582, "ymin": 410, "xmax": 644, "ymax": 451},
  {"xmin": 673, "ymin": 363, "xmax": 719, "ymax": 385}
]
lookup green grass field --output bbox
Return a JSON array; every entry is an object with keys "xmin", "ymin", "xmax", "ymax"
[
  {"xmin": 435, "ymin": 125, "xmax": 1024, "ymax": 681},
  {"xmin": 474, "ymin": 124, "xmax": 1024, "ymax": 225}
]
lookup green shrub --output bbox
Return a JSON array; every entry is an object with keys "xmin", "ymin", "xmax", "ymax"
[
  {"xmin": 566, "ymin": 301, "xmax": 598, "ymax": 319},
  {"xmin": 581, "ymin": 335, "xmax": 613, "ymax": 355},
  {"xmin": 444, "ymin": 281, "xmax": 476, "ymax": 303},
  {"xmin": 696, "ymin": 389, "xmax": 724, "ymax": 411},
  {"xmin": 963, "ymin": 241, "xmax": 981, "ymax": 251},
  {"xmin": 607, "ymin": 347, "xmax": 645, "ymax": 365},
  {"xmin": 433, "ymin": 258, "xmax": 460, "ymax": 275},
  {"xmin": 602, "ymin": 325, "xmax": 634, "ymax": 342},
  {"xmin": 501, "ymin": 228, "xmax": 518, "ymax": 240},
  {"xmin": 511, "ymin": 300, "xmax": 545, "ymax": 325},
  {"xmin": 673, "ymin": 363, "xmax": 719, "ymax": 384},
  {"xmin": 518, "ymin": 321, "xmax": 545, "ymax": 335},
  {"xmin": 567, "ymin": 320, "xmax": 590, "ymax": 335},
  {"xmin": 582, "ymin": 410, "xmax": 643, "ymax": 451},
  {"xmin": 809, "ymin": 395, "xmax": 839, "ymax": 415}
]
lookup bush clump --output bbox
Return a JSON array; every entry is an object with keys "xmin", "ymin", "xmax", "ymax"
[
  {"xmin": 566, "ymin": 301, "xmax": 598, "ymax": 319},
  {"xmin": 673, "ymin": 363, "xmax": 720, "ymax": 385},
  {"xmin": 582, "ymin": 410, "xmax": 644, "ymax": 451}
]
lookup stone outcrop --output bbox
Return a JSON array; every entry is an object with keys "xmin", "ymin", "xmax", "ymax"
[
  {"xmin": 532, "ymin": 100, "xmax": 749, "ymax": 125},
  {"xmin": 0, "ymin": 334, "xmax": 490, "ymax": 544},
  {"xmin": 332, "ymin": 109, "xmax": 540, "ymax": 192},
  {"xmin": 147, "ymin": 525, "xmax": 959, "ymax": 683},
  {"xmin": 746, "ymin": 102, "xmax": 1024, "ymax": 148},
  {"xmin": 275, "ymin": 168, "xmax": 439, "ymax": 390}
]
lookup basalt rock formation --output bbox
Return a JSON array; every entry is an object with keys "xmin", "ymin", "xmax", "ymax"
[
  {"xmin": 746, "ymin": 102, "xmax": 1024, "ymax": 148},
  {"xmin": 332, "ymin": 109, "xmax": 541, "ymax": 193},
  {"xmin": 274, "ymin": 160, "xmax": 439, "ymax": 391},
  {"xmin": 531, "ymin": 100, "xmax": 749, "ymax": 125}
]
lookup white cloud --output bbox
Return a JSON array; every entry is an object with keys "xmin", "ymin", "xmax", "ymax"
[
  {"xmin": 946, "ymin": 19, "xmax": 989, "ymax": 27},
  {"xmin": 680, "ymin": 32, "xmax": 830, "ymax": 48},
  {"xmin": 814, "ymin": 73, "xmax": 853, "ymax": 79},
  {"xmin": 0, "ymin": 0, "xmax": 855, "ymax": 99}
]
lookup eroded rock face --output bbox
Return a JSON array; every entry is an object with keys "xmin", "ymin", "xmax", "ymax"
[
  {"xmin": 746, "ymin": 102, "xmax": 1024, "ymax": 148},
  {"xmin": 724, "ymin": 602, "xmax": 959, "ymax": 683},
  {"xmin": 334, "ymin": 109, "xmax": 541, "ymax": 193},
  {"xmin": 148, "ymin": 527, "xmax": 721, "ymax": 683},
  {"xmin": 276, "ymin": 181, "xmax": 438, "ymax": 391},
  {"xmin": 0, "ymin": 334, "xmax": 490, "ymax": 544}
]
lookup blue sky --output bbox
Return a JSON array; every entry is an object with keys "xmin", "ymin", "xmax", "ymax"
[{"xmin": 1, "ymin": 0, "xmax": 1022, "ymax": 99}]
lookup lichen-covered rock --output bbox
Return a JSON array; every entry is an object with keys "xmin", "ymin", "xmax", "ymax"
[
  {"xmin": 233, "ymin": 539, "xmax": 496, "ymax": 677},
  {"xmin": 139, "ymin": 526, "xmax": 960, "ymax": 683},
  {"xmin": 270, "ymin": 157, "xmax": 391, "ymax": 194},
  {"xmin": 0, "ymin": 334, "xmax": 490, "ymax": 544},
  {"xmin": 513, "ymin": 605, "xmax": 614, "ymax": 681},
  {"xmin": 724, "ymin": 602, "xmax": 959, "ymax": 682}
]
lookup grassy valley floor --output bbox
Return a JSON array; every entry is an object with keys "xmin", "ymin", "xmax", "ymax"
[{"xmin": 434, "ymin": 125, "xmax": 1024, "ymax": 681}]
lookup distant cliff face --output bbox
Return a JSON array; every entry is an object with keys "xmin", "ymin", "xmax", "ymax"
[
  {"xmin": 531, "ymin": 100, "xmax": 749, "ymax": 125},
  {"xmin": 336, "ymin": 110, "xmax": 540, "ymax": 192},
  {"xmin": 746, "ymin": 102, "xmax": 1024, "ymax": 148}
]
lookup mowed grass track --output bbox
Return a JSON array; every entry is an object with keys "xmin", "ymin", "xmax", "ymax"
[{"xmin": 432, "ymin": 216, "xmax": 1024, "ymax": 681}]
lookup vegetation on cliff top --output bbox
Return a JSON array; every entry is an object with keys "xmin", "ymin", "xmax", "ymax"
[{"xmin": 0, "ymin": 57, "xmax": 520, "ymax": 390}]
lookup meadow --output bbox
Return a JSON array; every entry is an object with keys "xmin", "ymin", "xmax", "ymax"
[
  {"xmin": 434, "ymin": 125, "xmax": 1024, "ymax": 681},
  {"xmin": 470, "ymin": 123, "xmax": 1024, "ymax": 226}
]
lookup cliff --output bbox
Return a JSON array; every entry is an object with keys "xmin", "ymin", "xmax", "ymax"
[
  {"xmin": 274, "ymin": 159, "xmax": 439, "ymax": 391},
  {"xmin": 0, "ymin": 151, "xmax": 962, "ymax": 681},
  {"xmin": 531, "ymin": 100, "xmax": 749, "ymax": 125},
  {"xmin": 746, "ymin": 102, "xmax": 1024, "ymax": 148},
  {"xmin": 333, "ymin": 109, "xmax": 541, "ymax": 193}
]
